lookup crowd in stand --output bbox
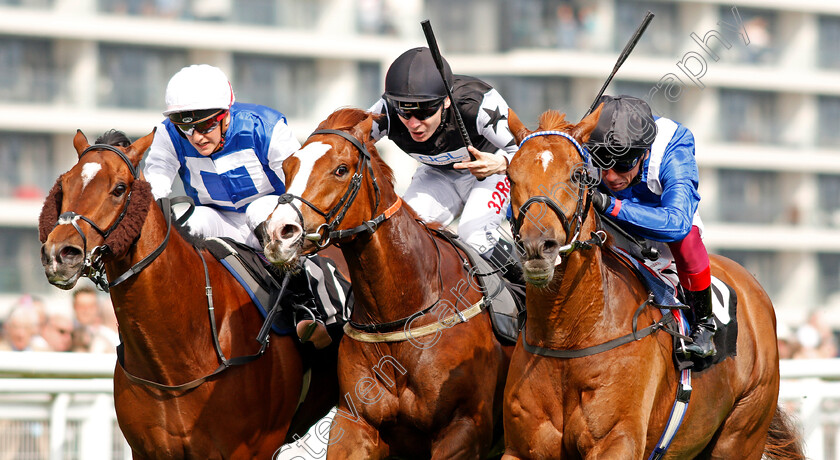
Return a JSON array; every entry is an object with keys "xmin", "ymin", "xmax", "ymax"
[{"xmin": 0, "ymin": 285, "xmax": 120, "ymax": 354}]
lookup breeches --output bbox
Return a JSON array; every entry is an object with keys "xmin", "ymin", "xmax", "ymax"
[
  {"xmin": 403, "ymin": 165, "xmax": 511, "ymax": 255},
  {"xmin": 183, "ymin": 195, "xmax": 280, "ymax": 250},
  {"xmin": 667, "ymin": 225, "xmax": 711, "ymax": 291}
]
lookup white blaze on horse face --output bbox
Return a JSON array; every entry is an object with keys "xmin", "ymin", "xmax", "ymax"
[
  {"xmin": 539, "ymin": 150, "xmax": 553, "ymax": 172},
  {"xmin": 287, "ymin": 142, "xmax": 331, "ymax": 197},
  {"xmin": 80, "ymin": 162, "xmax": 102, "ymax": 191},
  {"xmin": 266, "ymin": 141, "xmax": 331, "ymax": 246}
]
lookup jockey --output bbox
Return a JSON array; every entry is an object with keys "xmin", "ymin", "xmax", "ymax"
[
  {"xmin": 587, "ymin": 95, "xmax": 716, "ymax": 359},
  {"xmin": 143, "ymin": 64, "xmax": 340, "ymax": 349},
  {"xmin": 369, "ymin": 47, "xmax": 520, "ymax": 277}
]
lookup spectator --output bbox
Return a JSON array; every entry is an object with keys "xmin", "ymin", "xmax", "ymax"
[
  {"xmin": 31, "ymin": 310, "xmax": 74, "ymax": 352},
  {"xmin": 71, "ymin": 285, "xmax": 120, "ymax": 353},
  {"xmin": 776, "ymin": 322, "xmax": 799, "ymax": 360},
  {"xmin": 792, "ymin": 309, "xmax": 838, "ymax": 359},
  {"xmin": 0, "ymin": 303, "xmax": 40, "ymax": 351}
]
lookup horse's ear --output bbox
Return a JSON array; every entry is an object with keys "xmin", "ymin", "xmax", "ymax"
[
  {"xmin": 572, "ymin": 103, "xmax": 604, "ymax": 144},
  {"xmin": 353, "ymin": 112, "xmax": 376, "ymax": 143},
  {"xmin": 73, "ymin": 130, "xmax": 90, "ymax": 158},
  {"xmin": 126, "ymin": 128, "xmax": 156, "ymax": 168},
  {"xmin": 508, "ymin": 109, "xmax": 530, "ymax": 145}
]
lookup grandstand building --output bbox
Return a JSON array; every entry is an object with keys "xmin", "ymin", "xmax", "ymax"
[{"xmin": 1, "ymin": 0, "xmax": 838, "ymax": 331}]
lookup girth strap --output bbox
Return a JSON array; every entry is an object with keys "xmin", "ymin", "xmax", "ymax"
[{"xmin": 521, "ymin": 294, "xmax": 679, "ymax": 358}]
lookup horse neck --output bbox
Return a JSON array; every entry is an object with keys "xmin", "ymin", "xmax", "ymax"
[
  {"xmin": 104, "ymin": 203, "xmax": 217, "ymax": 376},
  {"xmin": 340, "ymin": 209, "xmax": 447, "ymax": 324}
]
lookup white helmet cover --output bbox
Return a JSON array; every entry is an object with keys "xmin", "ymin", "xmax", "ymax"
[{"xmin": 163, "ymin": 64, "xmax": 235, "ymax": 116}]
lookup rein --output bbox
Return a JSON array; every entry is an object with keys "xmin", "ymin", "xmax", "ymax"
[
  {"xmin": 278, "ymin": 128, "xmax": 485, "ymax": 340},
  {"xmin": 280, "ymin": 129, "xmax": 394, "ymax": 247},
  {"xmin": 512, "ymin": 131, "xmax": 606, "ymax": 259},
  {"xmin": 117, "ymin": 244, "xmax": 273, "ymax": 392}
]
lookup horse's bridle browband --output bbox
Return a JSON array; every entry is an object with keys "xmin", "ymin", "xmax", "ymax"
[
  {"xmin": 53, "ymin": 144, "xmax": 176, "ymax": 291},
  {"xmin": 512, "ymin": 131, "xmax": 606, "ymax": 256},
  {"xmin": 279, "ymin": 128, "xmax": 401, "ymax": 247}
]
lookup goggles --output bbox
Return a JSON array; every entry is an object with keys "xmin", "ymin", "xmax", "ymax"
[
  {"xmin": 390, "ymin": 99, "xmax": 444, "ymax": 121},
  {"xmin": 173, "ymin": 110, "xmax": 227, "ymax": 136},
  {"xmin": 589, "ymin": 146, "xmax": 647, "ymax": 173}
]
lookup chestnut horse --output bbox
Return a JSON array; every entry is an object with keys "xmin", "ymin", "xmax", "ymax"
[
  {"xmin": 500, "ymin": 108, "xmax": 803, "ymax": 459},
  {"xmin": 261, "ymin": 108, "xmax": 512, "ymax": 459},
  {"xmin": 39, "ymin": 130, "xmax": 341, "ymax": 459}
]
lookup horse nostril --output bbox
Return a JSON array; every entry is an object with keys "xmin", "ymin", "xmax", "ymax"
[
  {"xmin": 58, "ymin": 245, "xmax": 84, "ymax": 265},
  {"xmin": 542, "ymin": 239, "xmax": 559, "ymax": 255},
  {"xmin": 40, "ymin": 244, "xmax": 51, "ymax": 266},
  {"xmin": 280, "ymin": 224, "xmax": 301, "ymax": 241}
]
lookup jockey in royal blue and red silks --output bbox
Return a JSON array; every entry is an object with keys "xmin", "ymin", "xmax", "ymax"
[{"xmin": 587, "ymin": 94, "xmax": 715, "ymax": 360}]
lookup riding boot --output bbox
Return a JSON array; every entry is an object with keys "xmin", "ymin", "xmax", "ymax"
[
  {"xmin": 483, "ymin": 240, "xmax": 524, "ymax": 285},
  {"xmin": 682, "ymin": 286, "xmax": 717, "ymax": 359},
  {"xmin": 285, "ymin": 268, "xmax": 332, "ymax": 350}
]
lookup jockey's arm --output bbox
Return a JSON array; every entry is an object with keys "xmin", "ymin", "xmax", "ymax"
[
  {"xmin": 265, "ymin": 119, "xmax": 302, "ymax": 185},
  {"xmin": 604, "ymin": 134, "xmax": 700, "ymax": 242},
  {"xmin": 143, "ymin": 122, "xmax": 181, "ymax": 201}
]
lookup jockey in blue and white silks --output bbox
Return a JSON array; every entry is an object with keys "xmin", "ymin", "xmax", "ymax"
[
  {"xmin": 587, "ymin": 95, "xmax": 715, "ymax": 360},
  {"xmin": 143, "ymin": 64, "xmax": 341, "ymax": 350},
  {"xmin": 144, "ymin": 67, "xmax": 300, "ymax": 250}
]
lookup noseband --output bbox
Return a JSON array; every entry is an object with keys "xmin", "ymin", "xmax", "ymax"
[
  {"xmin": 512, "ymin": 131, "xmax": 606, "ymax": 255},
  {"xmin": 278, "ymin": 129, "xmax": 401, "ymax": 248},
  {"xmin": 52, "ymin": 144, "xmax": 139, "ymax": 289}
]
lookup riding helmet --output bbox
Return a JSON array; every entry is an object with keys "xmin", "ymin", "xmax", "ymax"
[
  {"xmin": 164, "ymin": 64, "xmax": 234, "ymax": 123},
  {"xmin": 384, "ymin": 47, "xmax": 452, "ymax": 106},
  {"xmin": 586, "ymin": 95, "xmax": 657, "ymax": 164}
]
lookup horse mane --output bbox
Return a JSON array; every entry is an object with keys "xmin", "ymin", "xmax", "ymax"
[
  {"xmin": 537, "ymin": 110, "xmax": 575, "ymax": 132},
  {"xmin": 318, "ymin": 107, "xmax": 396, "ymax": 188},
  {"xmin": 95, "ymin": 129, "xmax": 132, "ymax": 147}
]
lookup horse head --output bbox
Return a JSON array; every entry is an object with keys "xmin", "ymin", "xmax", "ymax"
[
  {"xmin": 507, "ymin": 106, "xmax": 603, "ymax": 287},
  {"xmin": 263, "ymin": 108, "xmax": 398, "ymax": 268},
  {"xmin": 39, "ymin": 129, "xmax": 156, "ymax": 289}
]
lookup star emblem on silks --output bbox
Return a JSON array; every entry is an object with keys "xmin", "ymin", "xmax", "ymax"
[{"xmin": 483, "ymin": 106, "xmax": 507, "ymax": 133}]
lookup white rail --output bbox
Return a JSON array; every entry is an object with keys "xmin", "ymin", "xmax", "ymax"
[{"xmin": 1, "ymin": 353, "xmax": 839, "ymax": 459}]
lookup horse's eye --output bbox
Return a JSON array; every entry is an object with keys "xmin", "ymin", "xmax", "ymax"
[
  {"xmin": 113, "ymin": 183, "xmax": 127, "ymax": 196},
  {"xmin": 334, "ymin": 165, "xmax": 348, "ymax": 177}
]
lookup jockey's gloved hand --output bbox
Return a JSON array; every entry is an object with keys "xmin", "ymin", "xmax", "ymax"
[{"xmin": 591, "ymin": 189, "xmax": 611, "ymax": 214}]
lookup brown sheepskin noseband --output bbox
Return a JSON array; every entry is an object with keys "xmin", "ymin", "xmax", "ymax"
[{"xmin": 39, "ymin": 177, "xmax": 153, "ymax": 259}]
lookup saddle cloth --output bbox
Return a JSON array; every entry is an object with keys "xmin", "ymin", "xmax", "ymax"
[
  {"xmin": 437, "ymin": 232, "xmax": 524, "ymax": 344},
  {"xmin": 610, "ymin": 245, "xmax": 738, "ymax": 372},
  {"xmin": 204, "ymin": 237, "xmax": 351, "ymax": 336}
]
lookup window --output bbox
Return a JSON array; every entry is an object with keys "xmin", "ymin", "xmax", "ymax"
[
  {"xmin": 717, "ymin": 169, "xmax": 782, "ymax": 224},
  {"xmin": 818, "ymin": 253, "xmax": 840, "ymax": 305},
  {"xmin": 233, "ymin": 54, "xmax": 317, "ymax": 119},
  {"xmin": 818, "ymin": 15, "xmax": 840, "ymax": 69},
  {"xmin": 615, "ymin": 1, "xmax": 677, "ymax": 57},
  {"xmin": 0, "ymin": 133, "xmax": 56, "ymax": 199},
  {"xmin": 610, "ymin": 80, "xmax": 682, "ymax": 122},
  {"xmin": 817, "ymin": 175, "xmax": 840, "ymax": 228},
  {"xmin": 425, "ymin": 0, "xmax": 488, "ymax": 52},
  {"xmin": 480, "ymin": 76, "xmax": 571, "ymax": 129},
  {"xmin": 717, "ymin": 6, "xmax": 777, "ymax": 65},
  {"xmin": 718, "ymin": 89, "xmax": 778, "ymax": 143},
  {"xmin": 717, "ymin": 249, "xmax": 779, "ymax": 300},
  {"xmin": 98, "ymin": 44, "xmax": 187, "ymax": 109},
  {"xmin": 355, "ymin": 62, "xmax": 382, "ymax": 109},
  {"xmin": 0, "ymin": 36, "xmax": 59, "ymax": 103},
  {"xmin": 818, "ymin": 96, "xmax": 840, "ymax": 148}
]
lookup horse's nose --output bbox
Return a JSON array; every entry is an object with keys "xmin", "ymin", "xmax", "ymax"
[
  {"xmin": 522, "ymin": 238, "xmax": 560, "ymax": 261},
  {"xmin": 41, "ymin": 242, "xmax": 84, "ymax": 268}
]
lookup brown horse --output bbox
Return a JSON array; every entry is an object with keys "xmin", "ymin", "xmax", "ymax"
[
  {"xmin": 500, "ymin": 108, "xmax": 803, "ymax": 459},
  {"xmin": 39, "ymin": 130, "xmax": 342, "ymax": 459},
  {"xmin": 261, "ymin": 108, "xmax": 512, "ymax": 459}
]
